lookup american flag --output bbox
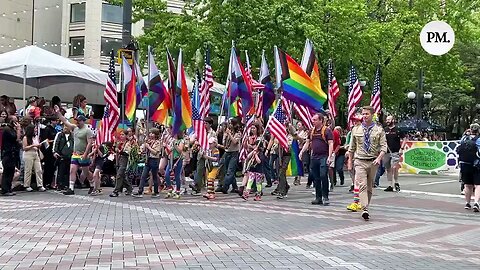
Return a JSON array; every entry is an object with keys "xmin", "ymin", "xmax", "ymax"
[
  {"xmin": 192, "ymin": 71, "xmax": 208, "ymax": 151},
  {"xmin": 267, "ymin": 100, "xmax": 288, "ymax": 151},
  {"xmin": 239, "ymin": 115, "xmax": 255, "ymax": 161},
  {"xmin": 293, "ymin": 104, "xmax": 313, "ymax": 130},
  {"xmin": 281, "ymin": 96, "xmax": 292, "ymax": 120},
  {"xmin": 245, "ymin": 50, "xmax": 265, "ymax": 91},
  {"xmin": 347, "ymin": 65, "xmax": 363, "ymax": 127},
  {"xmin": 199, "ymin": 47, "xmax": 213, "ymax": 119},
  {"xmin": 97, "ymin": 50, "xmax": 119, "ymax": 145},
  {"xmin": 370, "ymin": 65, "xmax": 381, "ymax": 114},
  {"xmin": 327, "ymin": 59, "xmax": 340, "ymax": 118}
]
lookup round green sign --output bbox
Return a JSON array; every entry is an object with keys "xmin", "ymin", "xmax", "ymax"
[{"xmin": 404, "ymin": 148, "xmax": 446, "ymax": 171}]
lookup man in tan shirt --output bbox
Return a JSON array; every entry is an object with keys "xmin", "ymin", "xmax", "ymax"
[{"xmin": 348, "ymin": 106, "xmax": 387, "ymax": 220}]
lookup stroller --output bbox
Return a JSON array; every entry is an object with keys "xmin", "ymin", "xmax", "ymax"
[{"xmin": 100, "ymin": 155, "xmax": 116, "ymax": 187}]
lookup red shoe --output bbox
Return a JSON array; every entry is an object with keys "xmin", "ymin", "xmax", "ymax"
[
  {"xmin": 207, "ymin": 194, "xmax": 215, "ymax": 200},
  {"xmin": 254, "ymin": 195, "xmax": 262, "ymax": 201}
]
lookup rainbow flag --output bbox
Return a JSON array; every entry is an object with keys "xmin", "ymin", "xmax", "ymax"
[
  {"xmin": 229, "ymin": 98, "xmax": 242, "ymax": 118},
  {"xmin": 301, "ymin": 39, "xmax": 322, "ymax": 91},
  {"xmin": 134, "ymin": 60, "xmax": 148, "ymax": 97},
  {"xmin": 286, "ymin": 140, "xmax": 304, "ymax": 176},
  {"xmin": 277, "ymin": 47, "xmax": 327, "ymax": 112},
  {"xmin": 124, "ymin": 56, "xmax": 140, "ymax": 122},
  {"xmin": 172, "ymin": 49, "xmax": 192, "ymax": 136},
  {"xmin": 148, "ymin": 49, "xmax": 171, "ymax": 123},
  {"xmin": 86, "ymin": 118, "xmax": 101, "ymax": 130},
  {"xmin": 228, "ymin": 47, "xmax": 253, "ymax": 117},
  {"xmin": 260, "ymin": 52, "xmax": 276, "ymax": 117}
]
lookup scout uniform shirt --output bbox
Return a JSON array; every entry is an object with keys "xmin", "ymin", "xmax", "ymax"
[{"xmin": 349, "ymin": 123, "xmax": 387, "ymax": 160}]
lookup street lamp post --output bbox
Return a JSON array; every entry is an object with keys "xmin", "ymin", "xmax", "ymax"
[
  {"xmin": 406, "ymin": 71, "xmax": 433, "ymax": 131},
  {"xmin": 406, "ymin": 91, "xmax": 433, "ymax": 123}
]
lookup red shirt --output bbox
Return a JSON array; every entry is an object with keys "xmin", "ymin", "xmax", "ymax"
[{"xmin": 333, "ymin": 129, "xmax": 341, "ymax": 152}]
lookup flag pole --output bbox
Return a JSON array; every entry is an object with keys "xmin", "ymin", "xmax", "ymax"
[
  {"xmin": 146, "ymin": 45, "xmax": 151, "ymax": 136},
  {"xmin": 273, "ymin": 45, "xmax": 283, "ymax": 165},
  {"xmin": 121, "ymin": 53, "xmax": 125, "ymax": 133}
]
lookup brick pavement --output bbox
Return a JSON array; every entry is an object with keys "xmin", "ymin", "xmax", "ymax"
[{"xmin": 0, "ymin": 181, "xmax": 479, "ymax": 270}]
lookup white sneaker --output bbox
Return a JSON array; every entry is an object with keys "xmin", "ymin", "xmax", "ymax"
[
  {"xmin": 311, "ymin": 191, "xmax": 316, "ymax": 195},
  {"xmin": 38, "ymin": 187, "xmax": 46, "ymax": 192},
  {"xmin": 461, "ymin": 190, "xmax": 465, "ymax": 195},
  {"xmin": 26, "ymin": 187, "xmax": 33, "ymax": 192}
]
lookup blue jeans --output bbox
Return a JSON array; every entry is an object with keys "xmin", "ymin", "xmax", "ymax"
[
  {"xmin": 311, "ymin": 157, "xmax": 329, "ymax": 201},
  {"xmin": 269, "ymin": 154, "xmax": 279, "ymax": 181},
  {"xmin": 375, "ymin": 161, "xmax": 385, "ymax": 186},
  {"xmin": 138, "ymin": 158, "xmax": 160, "ymax": 194},
  {"xmin": 330, "ymin": 154, "xmax": 346, "ymax": 185},
  {"xmin": 165, "ymin": 158, "xmax": 184, "ymax": 192},
  {"xmin": 222, "ymin": 151, "xmax": 239, "ymax": 192}
]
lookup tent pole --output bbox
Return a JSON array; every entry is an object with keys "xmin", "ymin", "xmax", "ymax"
[{"xmin": 22, "ymin": 65, "xmax": 27, "ymax": 105}]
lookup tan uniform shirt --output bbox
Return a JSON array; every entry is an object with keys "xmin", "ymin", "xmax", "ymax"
[
  {"xmin": 224, "ymin": 132, "xmax": 242, "ymax": 152},
  {"xmin": 349, "ymin": 123, "xmax": 387, "ymax": 160},
  {"xmin": 147, "ymin": 139, "xmax": 162, "ymax": 158}
]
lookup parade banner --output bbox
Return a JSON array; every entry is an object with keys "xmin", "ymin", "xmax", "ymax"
[{"xmin": 399, "ymin": 140, "xmax": 460, "ymax": 175}]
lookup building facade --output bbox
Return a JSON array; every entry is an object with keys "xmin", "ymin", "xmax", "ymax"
[
  {"xmin": 60, "ymin": 0, "xmax": 186, "ymax": 71},
  {"xmin": 0, "ymin": 0, "xmax": 63, "ymax": 54}
]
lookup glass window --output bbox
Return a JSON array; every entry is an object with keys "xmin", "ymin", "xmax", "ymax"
[
  {"xmin": 102, "ymin": 4, "xmax": 123, "ymax": 24},
  {"xmin": 70, "ymin": 3, "xmax": 86, "ymax": 23},
  {"xmin": 69, "ymin": 37, "xmax": 85, "ymax": 56},
  {"xmin": 101, "ymin": 37, "xmax": 122, "ymax": 56}
]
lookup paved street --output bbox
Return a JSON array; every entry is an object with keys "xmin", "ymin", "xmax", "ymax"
[{"xmin": 1, "ymin": 174, "xmax": 479, "ymax": 270}]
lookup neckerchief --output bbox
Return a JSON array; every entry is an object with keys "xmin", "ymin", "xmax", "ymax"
[{"xmin": 362, "ymin": 122, "xmax": 376, "ymax": 152}]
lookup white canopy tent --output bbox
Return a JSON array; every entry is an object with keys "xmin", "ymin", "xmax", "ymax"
[{"xmin": 0, "ymin": 46, "xmax": 108, "ymax": 105}]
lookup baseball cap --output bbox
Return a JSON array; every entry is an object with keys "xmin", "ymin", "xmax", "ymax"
[
  {"xmin": 76, "ymin": 115, "xmax": 87, "ymax": 122},
  {"xmin": 470, "ymin": 123, "xmax": 480, "ymax": 132}
]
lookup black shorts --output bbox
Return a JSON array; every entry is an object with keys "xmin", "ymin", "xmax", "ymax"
[
  {"xmin": 94, "ymin": 157, "xmax": 105, "ymax": 171},
  {"xmin": 460, "ymin": 163, "xmax": 480, "ymax": 185}
]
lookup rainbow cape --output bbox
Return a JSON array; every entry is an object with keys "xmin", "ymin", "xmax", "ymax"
[
  {"xmin": 286, "ymin": 140, "xmax": 304, "ymax": 176},
  {"xmin": 277, "ymin": 48, "xmax": 327, "ymax": 112}
]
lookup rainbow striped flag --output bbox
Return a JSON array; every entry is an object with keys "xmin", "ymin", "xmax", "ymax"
[
  {"xmin": 124, "ymin": 56, "xmax": 140, "ymax": 123},
  {"xmin": 277, "ymin": 48, "xmax": 327, "ymax": 112},
  {"xmin": 172, "ymin": 49, "xmax": 192, "ymax": 136},
  {"xmin": 286, "ymin": 140, "xmax": 304, "ymax": 176},
  {"xmin": 148, "ymin": 49, "xmax": 171, "ymax": 124}
]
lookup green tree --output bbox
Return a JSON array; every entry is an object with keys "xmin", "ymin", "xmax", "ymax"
[{"xmin": 114, "ymin": 0, "xmax": 480, "ymax": 133}]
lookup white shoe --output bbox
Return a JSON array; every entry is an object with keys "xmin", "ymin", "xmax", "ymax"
[
  {"xmin": 26, "ymin": 187, "xmax": 33, "ymax": 192},
  {"xmin": 312, "ymin": 191, "xmax": 316, "ymax": 195},
  {"xmin": 38, "ymin": 187, "xmax": 46, "ymax": 192},
  {"xmin": 461, "ymin": 190, "xmax": 465, "ymax": 195}
]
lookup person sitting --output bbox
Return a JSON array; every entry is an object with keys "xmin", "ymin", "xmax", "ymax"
[{"xmin": 72, "ymin": 94, "xmax": 93, "ymax": 119}]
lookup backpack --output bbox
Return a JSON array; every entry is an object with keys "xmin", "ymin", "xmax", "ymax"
[
  {"xmin": 310, "ymin": 126, "xmax": 327, "ymax": 142},
  {"xmin": 457, "ymin": 136, "xmax": 479, "ymax": 163}
]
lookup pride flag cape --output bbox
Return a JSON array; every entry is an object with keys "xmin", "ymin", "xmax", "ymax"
[
  {"xmin": 172, "ymin": 49, "xmax": 192, "ymax": 136},
  {"xmin": 286, "ymin": 140, "xmax": 304, "ymax": 176},
  {"xmin": 276, "ymin": 47, "xmax": 327, "ymax": 112}
]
